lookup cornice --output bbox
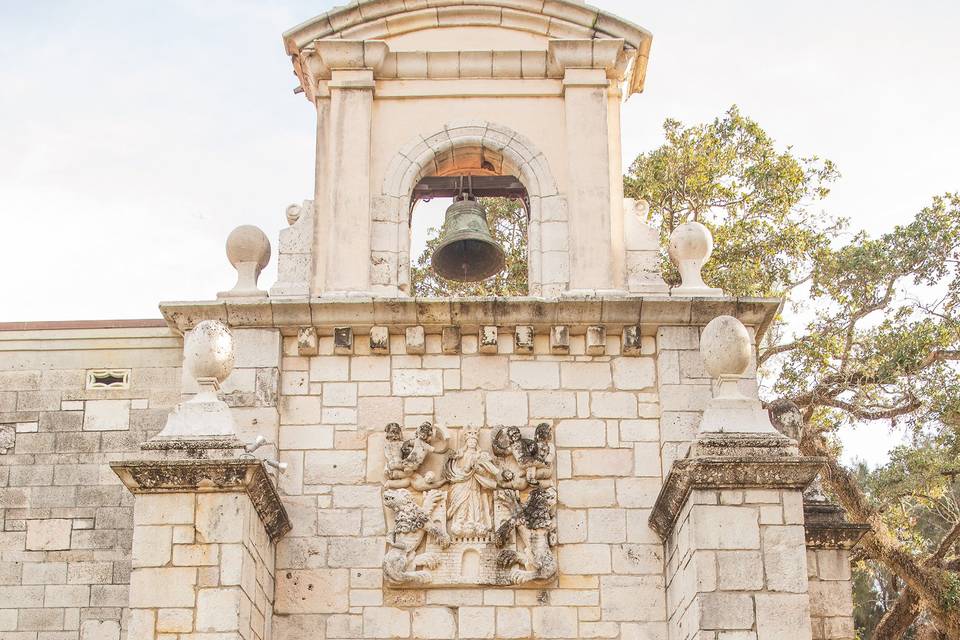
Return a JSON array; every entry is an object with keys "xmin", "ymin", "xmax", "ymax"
[
  {"xmin": 111, "ymin": 459, "xmax": 292, "ymax": 543},
  {"xmin": 157, "ymin": 295, "xmax": 782, "ymax": 337},
  {"xmin": 649, "ymin": 452, "xmax": 826, "ymax": 540}
]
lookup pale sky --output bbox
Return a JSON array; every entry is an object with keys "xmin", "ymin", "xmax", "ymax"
[{"xmin": 2, "ymin": 1, "xmax": 958, "ymax": 464}]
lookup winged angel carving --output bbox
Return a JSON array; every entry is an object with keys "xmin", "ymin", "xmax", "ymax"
[{"xmin": 381, "ymin": 421, "xmax": 557, "ymax": 586}]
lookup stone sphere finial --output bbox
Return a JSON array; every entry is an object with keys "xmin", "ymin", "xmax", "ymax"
[
  {"xmin": 226, "ymin": 225, "xmax": 271, "ymax": 271},
  {"xmin": 218, "ymin": 225, "xmax": 271, "ymax": 298},
  {"xmin": 150, "ymin": 319, "xmax": 238, "ymax": 442},
  {"xmin": 668, "ymin": 221, "xmax": 722, "ymax": 296},
  {"xmin": 184, "ymin": 320, "xmax": 235, "ymax": 388},
  {"xmin": 700, "ymin": 315, "xmax": 751, "ymax": 400}
]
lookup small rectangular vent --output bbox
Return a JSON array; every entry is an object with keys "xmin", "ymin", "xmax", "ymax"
[{"xmin": 86, "ymin": 369, "xmax": 130, "ymax": 389}]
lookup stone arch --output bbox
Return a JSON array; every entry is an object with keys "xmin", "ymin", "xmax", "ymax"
[{"xmin": 378, "ymin": 121, "xmax": 568, "ymax": 297}]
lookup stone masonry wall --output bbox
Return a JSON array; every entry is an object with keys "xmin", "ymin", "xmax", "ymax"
[
  {"xmin": 271, "ymin": 327, "xmax": 670, "ymax": 639},
  {"xmin": 127, "ymin": 492, "xmax": 276, "ymax": 639},
  {"xmin": 0, "ymin": 314, "xmax": 837, "ymax": 640},
  {"xmin": 0, "ymin": 327, "xmax": 182, "ymax": 640},
  {"xmin": 807, "ymin": 548, "xmax": 856, "ymax": 640},
  {"xmin": 665, "ymin": 487, "xmax": 812, "ymax": 639}
]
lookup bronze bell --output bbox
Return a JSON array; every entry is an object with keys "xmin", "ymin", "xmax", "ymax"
[{"xmin": 431, "ymin": 194, "xmax": 506, "ymax": 282}]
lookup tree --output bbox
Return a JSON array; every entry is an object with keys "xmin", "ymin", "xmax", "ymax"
[
  {"xmin": 412, "ymin": 106, "xmax": 960, "ymax": 636},
  {"xmin": 411, "ymin": 196, "xmax": 528, "ymax": 296},
  {"xmin": 625, "ymin": 107, "xmax": 960, "ymax": 637}
]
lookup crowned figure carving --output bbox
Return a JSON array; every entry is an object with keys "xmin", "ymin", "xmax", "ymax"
[{"xmin": 381, "ymin": 421, "xmax": 557, "ymax": 587}]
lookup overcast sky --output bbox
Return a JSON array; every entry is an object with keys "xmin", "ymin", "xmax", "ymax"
[{"xmin": 2, "ymin": 0, "xmax": 957, "ymax": 464}]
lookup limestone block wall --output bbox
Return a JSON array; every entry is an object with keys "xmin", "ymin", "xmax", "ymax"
[
  {"xmin": 271, "ymin": 327, "xmax": 669, "ymax": 639},
  {"xmin": 665, "ymin": 487, "xmax": 812, "ymax": 639},
  {"xmin": 0, "ymin": 324, "xmax": 182, "ymax": 639},
  {"xmin": 807, "ymin": 548, "xmax": 856, "ymax": 640},
  {"xmin": 127, "ymin": 492, "xmax": 276, "ymax": 639}
]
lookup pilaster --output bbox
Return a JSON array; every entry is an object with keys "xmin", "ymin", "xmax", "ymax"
[
  {"xmin": 804, "ymin": 500, "xmax": 869, "ymax": 640},
  {"xmin": 549, "ymin": 39, "xmax": 626, "ymax": 294},
  {"xmin": 113, "ymin": 460, "xmax": 290, "ymax": 639},
  {"xmin": 313, "ymin": 40, "xmax": 387, "ymax": 297},
  {"xmin": 111, "ymin": 320, "xmax": 291, "ymax": 640}
]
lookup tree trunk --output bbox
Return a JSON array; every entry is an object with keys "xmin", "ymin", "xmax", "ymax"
[
  {"xmin": 800, "ymin": 433, "xmax": 960, "ymax": 637},
  {"xmin": 873, "ymin": 587, "xmax": 921, "ymax": 640}
]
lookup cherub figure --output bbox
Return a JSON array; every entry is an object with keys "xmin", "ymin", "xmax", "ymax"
[
  {"xmin": 492, "ymin": 423, "xmax": 553, "ymax": 485},
  {"xmin": 383, "ymin": 421, "xmax": 449, "ymax": 490}
]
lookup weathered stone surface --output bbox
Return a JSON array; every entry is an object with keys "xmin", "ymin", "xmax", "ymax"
[
  {"xmin": 649, "ymin": 438, "xmax": 824, "ymax": 540},
  {"xmin": 25, "ymin": 519, "xmax": 72, "ymax": 551},
  {"xmin": 112, "ymin": 459, "xmax": 291, "ymax": 541},
  {"xmin": 275, "ymin": 568, "xmax": 348, "ymax": 613}
]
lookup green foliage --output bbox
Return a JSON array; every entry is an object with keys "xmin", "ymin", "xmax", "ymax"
[
  {"xmin": 411, "ymin": 197, "xmax": 528, "ymax": 297},
  {"xmin": 624, "ymin": 105, "xmax": 841, "ymax": 297},
  {"xmin": 943, "ymin": 572, "xmax": 960, "ymax": 610},
  {"xmin": 627, "ymin": 106, "xmax": 960, "ymax": 636}
]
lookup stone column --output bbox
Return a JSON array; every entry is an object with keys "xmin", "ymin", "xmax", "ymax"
[
  {"xmin": 549, "ymin": 40, "xmax": 626, "ymax": 294},
  {"xmin": 804, "ymin": 498, "xmax": 869, "ymax": 640},
  {"xmin": 111, "ymin": 320, "xmax": 291, "ymax": 640},
  {"xmin": 650, "ymin": 316, "xmax": 824, "ymax": 639},
  {"xmin": 314, "ymin": 40, "xmax": 387, "ymax": 297},
  {"xmin": 112, "ymin": 460, "xmax": 290, "ymax": 640}
]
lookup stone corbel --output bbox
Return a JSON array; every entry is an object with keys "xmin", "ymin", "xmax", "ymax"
[
  {"xmin": 547, "ymin": 38, "xmax": 626, "ymax": 85},
  {"xmin": 314, "ymin": 39, "xmax": 389, "ymax": 89}
]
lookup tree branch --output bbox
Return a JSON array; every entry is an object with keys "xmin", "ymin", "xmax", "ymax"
[
  {"xmin": 818, "ymin": 396, "xmax": 922, "ymax": 421},
  {"xmin": 758, "ymin": 340, "xmax": 801, "ymax": 366},
  {"xmin": 872, "ymin": 587, "xmax": 922, "ymax": 640},
  {"xmin": 863, "ymin": 519, "xmax": 960, "ymax": 640},
  {"xmin": 799, "ymin": 430, "xmax": 960, "ymax": 637}
]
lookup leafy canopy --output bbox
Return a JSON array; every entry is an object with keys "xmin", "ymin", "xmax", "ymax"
[
  {"xmin": 625, "ymin": 105, "xmax": 840, "ymax": 297},
  {"xmin": 627, "ymin": 106, "xmax": 960, "ymax": 638}
]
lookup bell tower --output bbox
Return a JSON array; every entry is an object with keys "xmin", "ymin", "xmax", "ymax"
[
  {"xmin": 278, "ymin": 0, "xmax": 656, "ymax": 298},
  {"xmin": 147, "ymin": 3, "xmax": 835, "ymax": 640}
]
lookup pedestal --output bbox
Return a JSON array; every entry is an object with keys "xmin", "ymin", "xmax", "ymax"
[
  {"xmin": 804, "ymin": 501, "xmax": 869, "ymax": 640},
  {"xmin": 112, "ymin": 459, "xmax": 291, "ymax": 640},
  {"xmin": 650, "ymin": 434, "xmax": 824, "ymax": 640}
]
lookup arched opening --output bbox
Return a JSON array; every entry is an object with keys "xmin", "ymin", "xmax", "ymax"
[
  {"xmin": 383, "ymin": 122, "xmax": 567, "ymax": 298},
  {"xmin": 410, "ymin": 174, "xmax": 530, "ymax": 296}
]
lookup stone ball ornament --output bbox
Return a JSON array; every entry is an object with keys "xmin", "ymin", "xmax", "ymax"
[
  {"xmin": 218, "ymin": 225, "xmax": 271, "ymax": 298},
  {"xmin": 184, "ymin": 320, "xmax": 235, "ymax": 385},
  {"xmin": 668, "ymin": 220, "xmax": 713, "ymax": 265},
  {"xmin": 700, "ymin": 315, "xmax": 752, "ymax": 379},
  {"xmin": 226, "ymin": 225, "xmax": 271, "ymax": 271},
  {"xmin": 668, "ymin": 221, "xmax": 723, "ymax": 296},
  {"xmin": 285, "ymin": 203, "xmax": 302, "ymax": 226}
]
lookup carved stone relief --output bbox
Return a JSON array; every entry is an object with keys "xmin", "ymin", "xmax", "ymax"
[{"xmin": 381, "ymin": 421, "xmax": 557, "ymax": 587}]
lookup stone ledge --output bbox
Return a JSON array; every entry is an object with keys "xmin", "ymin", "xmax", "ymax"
[
  {"xmin": 804, "ymin": 502, "xmax": 870, "ymax": 550},
  {"xmin": 648, "ymin": 455, "xmax": 826, "ymax": 540},
  {"xmin": 159, "ymin": 295, "xmax": 781, "ymax": 336},
  {"xmin": 111, "ymin": 459, "xmax": 292, "ymax": 542}
]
